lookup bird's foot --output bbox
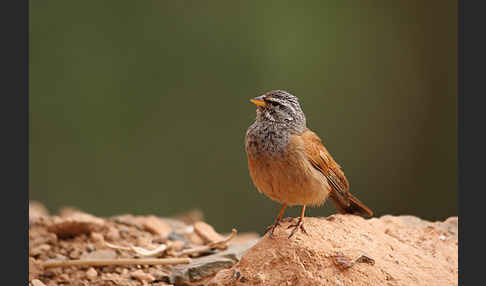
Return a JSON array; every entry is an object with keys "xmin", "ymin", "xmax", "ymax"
[
  {"xmin": 287, "ymin": 217, "xmax": 307, "ymax": 239},
  {"xmin": 265, "ymin": 218, "xmax": 284, "ymax": 238}
]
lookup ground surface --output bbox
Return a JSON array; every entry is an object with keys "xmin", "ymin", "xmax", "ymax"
[{"xmin": 29, "ymin": 201, "xmax": 457, "ymax": 286}]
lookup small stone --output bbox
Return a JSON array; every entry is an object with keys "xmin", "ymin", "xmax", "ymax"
[
  {"xmin": 138, "ymin": 216, "xmax": 172, "ymax": 239},
  {"xmin": 30, "ymin": 244, "xmax": 51, "ymax": 256},
  {"xmin": 58, "ymin": 274, "xmax": 70, "ymax": 282},
  {"xmin": 131, "ymin": 269, "xmax": 155, "ymax": 283},
  {"xmin": 168, "ymin": 241, "xmax": 256, "ymax": 285},
  {"xmin": 52, "ymin": 254, "xmax": 67, "ymax": 261},
  {"xmin": 168, "ymin": 231, "xmax": 189, "ymax": 242},
  {"xmin": 68, "ymin": 248, "xmax": 83, "ymax": 259},
  {"xmin": 171, "ymin": 256, "xmax": 235, "ymax": 283},
  {"xmin": 188, "ymin": 232, "xmax": 205, "ymax": 245},
  {"xmin": 110, "ymin": 214, "xmax": 140, "ymax": 227},
  {"xmin": 29, "ymin": 201, "xmax": 49, "ymax": 223},
  {"xmin": 31, "ymin": 279, "xmax": 46, "ymax": 286},
  {"xmin": 217, "ymin": 239, "xmax": 259, "ymax": 262},
  {"xmin": 90, "ymin": 232, "xmax": 104, "ymax": 243},
  {"xmin": 86, "ymin": 267, "xmax": 97, "ymax": 280},
  {"xmin": 332, "ymin": 253, "xmax": 355, "ymax": 270},
  {"xmin": 58, "ymin": 206, "xmax": 83, "ymax": 217},
  {"xmin": 193, "ymin": 221, "xmax": 224, "ymax": 244},
  {"xmin": 174, "ymin": 209, "xmax": 204, "ymax": 225},
  {"xmin": 149, "ymin": 269, "xmax": 171, "ymax": 283},
  {"xmin": 105, "ymin": 227, "xmax": 120, "ymax": 241},
  {"xmin": 47, "ymin": 213, "xmax": 105, "ymax": 238},
  {"xmin": 102, "ymin": 273, "xmax": 123, "ymax": 284},
  {"xmin": 355, "ymin": 254, "xmax": 375, "ymax": 266},
  {"xmin": 169, "ymin": 240, "xmax": 186, "ymax": 252},
  {"xmin": 29, "ymin": 258, "xmax": 43, "ymax": 281}
]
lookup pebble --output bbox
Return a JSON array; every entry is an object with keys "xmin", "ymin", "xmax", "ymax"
[
  {"xmin": 138, "ymin": 216, "xmax": 172, "ymax": 239},
  {"xmin": 47, "ymin": 213, "xmax": 105, "ymax": 238},
  {"xmin": 193, "ymin": 221, "xmax": 224, "ymax": 244},
  {"xmin": 171, "ymin": 240, "xmax": 257, "ymax": 283},
  {"xmin": 105, "ymin": 227, "xmax": 120, "ymax": 241},
  {"xmin": 30, "ymin": 244, "xmax": 51, "ymax": 256},
  {"xmin": 90, "ymin": 232, "xmax": 104, "ymax": 243},
  {"xmin": 131, "ymin": 270, "xmax": 155, "ymax": 283},
  {"xmin": 31, "ymin": 279, "xmax": 46, "ymax": 286},
  {"xmin": 86, "ymin": 267, "xmax": 97, "ymax": 279}
]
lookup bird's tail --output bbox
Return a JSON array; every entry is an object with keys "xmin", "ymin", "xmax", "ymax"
[{"xmin": 328, "ymin": 190, "xmax": 373, "ymax": 217}]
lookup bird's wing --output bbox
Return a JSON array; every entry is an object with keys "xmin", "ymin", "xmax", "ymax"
[
  {"xmin": 299, "ymin": 129, "xmax": 349, "ymax": 194},
  {"xmin": 297, "ymin": 129, "xmax": 373, "ymax": 216}
]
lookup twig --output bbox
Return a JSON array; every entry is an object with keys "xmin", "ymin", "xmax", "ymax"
[
  {"xmin": 42, "ymin": 257, "xmax": 191, "ymax": 268},
  {"xmin": 105, "ymin": 241, "xmax": 168, "ymax": 257},
  {"xmin": 175, "ymin": 228, "xmax": 237, "ymax": 257}
]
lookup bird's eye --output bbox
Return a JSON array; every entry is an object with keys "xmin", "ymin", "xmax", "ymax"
[{"xmin": 265, "ymin": 98, "xmax": 280, "ymax": 106}]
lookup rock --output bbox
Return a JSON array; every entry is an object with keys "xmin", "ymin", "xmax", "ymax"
[
  {"xmin": 29, "ymin": 201, "xmax": 49, "ymax": 224},
  {"xmin": 58, "ymin": 206, "xmax": 84, "ymax": 217},
  {"xmin": 47, "ymin": 213, "xmax": 105, "ymax": 238},
  {"xmin": 105, "ymin": 227, "xmax": 120, "ymax": 241},
  {"xmin": 68, "ymin": 248, "xmax": 83, "ymax": 259},
  {"xmin": 57, "ymin": 274, "xmax": 70, "ymax": 283},
  {"xmin": 131, "ymin": 269, "xmax": 155, "ymax": 283},
  {"xmin": 193, "ymin": 221, "xmax": 225, "ymax": 244},
  {"xmin": 174, "ymin": 209, "xmax": 205, "ymax": 225},
  {"xmin": 29, "ymin": 258, "xmax": 43, "ymax": 282},
  {"xmin": 148, "ymin": 268, "xmax": 171, "ymax": 283},
  {"xmin": 172, "ymin": 256, "xmax": 235, "ymax": 285},
  {"xmin": 137, "ymin": 215, "xmax": 172, "ymax": 239},
  {"xmin": 171, "ymin": 240, "xmax": 258, "ymax": 285},
  {"xmin": 30, "ymin": 244, "xmax": 51, "ymax": 256},
  {"xmin": 31, "ymin": 279, "xmax": 46, "ymax": 286},
  {"xmin": 86, "ymin": 267, "xmax": 98, "ymax": 280},
  {"xmin": 209, "ymin": 215, "xmax": 458, "ymax": 286},
  {"xmin": 80, "ymin": 249, "xmax": 117, "ymax": 260},
  {"xmin": 167, "ymin": 240, "xmax": 186, "ymax": 256},
  {"xmin": 188, "ymin": 232, "xmax": 205, "ymax": 245},
  {"xmin": 90, "ymin": 232, "xmax": 104, "ymax": 244},
  {"xmin": 216, "ymin": 240, "xmax": 259, "ymax": 262},
  {"xmin": 101, "ymin": 273, "xmax": 123, "ymax": 284},
  {"xmin": 110, "ymin": 214, "xmax": 141, "ymax": 228}
]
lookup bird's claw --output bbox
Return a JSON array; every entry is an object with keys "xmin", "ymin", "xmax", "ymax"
[
  {"xmin": 265, "ymin": 219, "xmax": 283, "ymax": 238},
  {"xmin": 287, "ymin": 218, "xmax": 307, "ymax": 239}
]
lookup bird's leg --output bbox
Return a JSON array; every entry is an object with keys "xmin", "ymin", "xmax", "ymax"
[
  {"xmin": 288, "ymin": 205, "xmax": 308, "ymax": 238},
  {"xmin": 264, "ymin": 203, "xmax": 287, "ymax": 238}
]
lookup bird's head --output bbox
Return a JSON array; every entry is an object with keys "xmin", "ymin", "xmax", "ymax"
[{"xmin": 250, "ymin": 90, "xmax": 306, "ymax": 132}]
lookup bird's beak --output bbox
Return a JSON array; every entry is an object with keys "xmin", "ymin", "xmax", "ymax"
[{"xmin": 250, "ymin": 95, "xmax": 267, "ymax": 107}]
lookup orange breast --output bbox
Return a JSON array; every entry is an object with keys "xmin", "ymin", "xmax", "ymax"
[{"xmin": 246, "ymin": 146, "xmax": 331, "ymax": 206}]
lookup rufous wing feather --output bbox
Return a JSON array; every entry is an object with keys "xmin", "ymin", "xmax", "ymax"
[{"xmin": 300, "ymin": 129, "xmax": 373, "ymax": 217}]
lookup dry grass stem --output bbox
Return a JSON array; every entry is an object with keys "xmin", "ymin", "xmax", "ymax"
[{"xmin": 42, "ymin": 257, "xmax": 191, "ymax": 268}]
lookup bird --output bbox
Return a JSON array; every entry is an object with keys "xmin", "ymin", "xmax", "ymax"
[{"xmin": 245, "ymin": 90, "xmax": 373, "ymax": 238}]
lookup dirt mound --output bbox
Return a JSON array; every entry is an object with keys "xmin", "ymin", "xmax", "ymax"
[{"xmin": 209, "ymin": 215, "xmax": 458, "ymax": 286}]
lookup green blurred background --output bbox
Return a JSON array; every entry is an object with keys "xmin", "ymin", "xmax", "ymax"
[{"xmin": 29, "ymin": 1, "xmax": 457, "ymax": 233}]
